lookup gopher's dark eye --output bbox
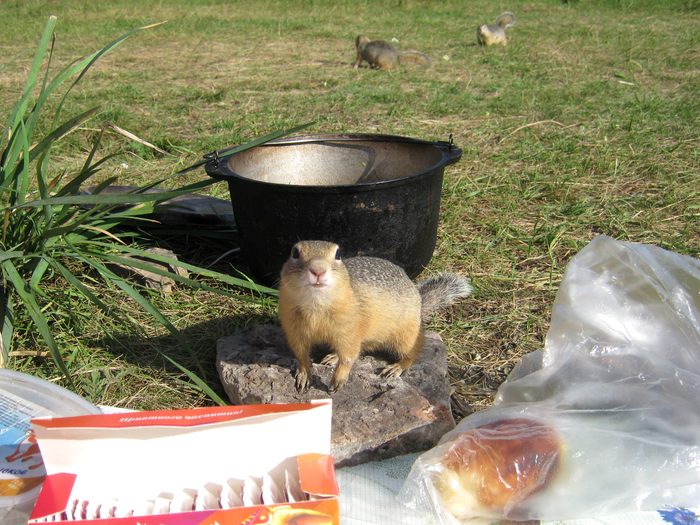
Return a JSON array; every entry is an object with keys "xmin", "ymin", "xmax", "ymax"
[
  {"xmin": 292, "ymin": 246, "xmax": 300, "ymax": 259},
  {"xmin": 334, "ymin": 248, "xmax": 341, "ymax": 260}
]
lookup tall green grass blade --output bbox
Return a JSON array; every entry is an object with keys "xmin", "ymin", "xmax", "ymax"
[
  {"xmin": 28, "ymin": 107, "xmax": 101, "ymax": 165},
  {"xmin": 1, "ymin": 259, "xmax": 72, "ymax": 382},
  {"xmin": 0, "ymin": 289, "xmax": 14, "ymax": 368},
  {"xmin": 22, "ymin": 27, "xmax": 58, "ymax": 144},
  {"xmin": 77, "ymin": 127, "xmax": 105, "ymax": 182},
  {"xmin": 56, "ymin": 155, "xmax": 122, "ymax": 198},
  {"xmin": 65, "ymin": 249, "xmax": 191, "ymax": 342},
  {"xmin": 27, "ymin": 22, "xmax": 168, "ymax": 154},
  {"xmin": 16, "ymin": 183, "xmax": 214, "ymax": 209},
  {"xmin": 0, "ymin": 252, "xmax": 24, "ymax": 263},
  {"xmin": 0, "ymin": 16, "xmax": 56, "ymax": 154},
  {"xmin": 40, "ymin": 177, "xmax": 122, "ymax": 236},
  {"xmin": 42, "ymin": 212, "xmax": 115, "ymax": 242},
  {"xmin": 84, "ymin": 242, "xmax": 278, "ymax": 296},
  {"xmin": 88, "ymin": 251, "xmax": 272, "ymax": 300},
  {"xmin": 4, "ymin": 120, "xmax": 31, "ymax": 205},
  {"xmin": 3, "ymin": 106, "xmax": 98, "ymax": 203},
  {"xmin": 28, "ymin": 257, "xmax": 50, "ymax": 291},
  {"xmin": 15, "ymin": 122, "xmax": 31, "ymax": 206},
  {"xmin": 54, "ymin": 22, "xmax": 168, "ymax": 123},
  {"xmin": 24, "ymin": 55, "xmax": 97, "ymax": 149},
  {"xmin": 159, "ymin": 353, "xmax": 226, "ymax": 406}
]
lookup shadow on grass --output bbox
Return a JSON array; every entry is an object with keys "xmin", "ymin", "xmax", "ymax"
[
  {"xmin": 92, "ymin": 309, "xmax": 279, "ymax": 410},
  {"xmin": 70, "ymin": 231, "xmax": 283, "ymax": 410}
]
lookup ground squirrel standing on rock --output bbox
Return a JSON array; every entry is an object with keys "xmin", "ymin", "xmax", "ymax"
[
  {"xmin": 354, "ymin": 35, "xmax": 431, "ymax": 70},
  {"xmin": 476, "ymin": 11, "xmax": 516, "ymax": 46},
  {"xmin": 278, "ymin": 240, "xmax": 472, "ymax": 393}
]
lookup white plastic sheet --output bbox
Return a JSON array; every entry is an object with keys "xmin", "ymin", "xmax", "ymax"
[{"xmin": 399, "ymin": 236, "xmax": 700, "ymax": 523}]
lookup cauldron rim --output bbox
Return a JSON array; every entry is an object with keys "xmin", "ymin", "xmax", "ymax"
[{"xmin": 204, "ymin": 132, "xmax": 462, "ymax": 191}]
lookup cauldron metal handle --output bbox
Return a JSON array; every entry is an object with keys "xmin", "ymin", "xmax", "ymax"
[
  {"xmin": 439, "ymin": 134, "xmax": 461, "ymax": 167},
  {"xmin": 203, "ymin": 133, "xmax": 461, "ymax": 172}
]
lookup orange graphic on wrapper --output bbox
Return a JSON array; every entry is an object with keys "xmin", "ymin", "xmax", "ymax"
[
  {"xmin": 5, "ymin": 429, "xmax": 43, "ymax": 470},
  {"xmin": 197, "ymin": 503, "xmax": 337, "ymax": 525},
  {"xmin": 244, "ymin": 506, "xmax": 334, "ymax": 525},
  {"xmin": 1, "ymin": 429, "xmax": 46, "ymax": 497}
]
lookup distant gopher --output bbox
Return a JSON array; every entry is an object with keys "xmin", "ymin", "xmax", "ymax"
[
  {"xmin": 476, "ymin": 12, "xmax": 516, "ymax": 46},
  {"xmin": 353, "ymin": 35, "xmax": 431, "ymax": 70}
]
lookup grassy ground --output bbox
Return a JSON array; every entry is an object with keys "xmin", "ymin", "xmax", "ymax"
[{"xmin": 1, "ymin": 0, "xmax": 698, "ymax": 415}]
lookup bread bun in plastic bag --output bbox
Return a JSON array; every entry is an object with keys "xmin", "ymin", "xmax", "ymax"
[{"xmin": 399, "ymin": 236, "xmax": 700, "ymax": 522}]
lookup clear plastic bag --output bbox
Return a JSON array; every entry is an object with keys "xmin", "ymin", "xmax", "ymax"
[{"xmin": 399, "ymin": 235, "xmax": 700, "ymax": 523}]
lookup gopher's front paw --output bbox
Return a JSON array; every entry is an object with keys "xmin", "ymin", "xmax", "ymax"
[
  {"xmin": 294, "ymin": 368, "xmax": 310, "ymax": 393},
  {"xmin": 328, "ymin": 375, "xmax": 347, "ymax": 393},
  {"xmin": 380, "ymin": 363, "xmax": 405, "ymax": 379}
]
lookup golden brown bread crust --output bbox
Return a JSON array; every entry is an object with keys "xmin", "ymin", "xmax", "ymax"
[{"xmin": 434, "ymin": 418, "xmax": 561, "ymax": 520}]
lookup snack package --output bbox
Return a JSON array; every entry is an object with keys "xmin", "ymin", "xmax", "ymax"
[
  {"xmin": 399, "ymin": 235, "xmax": 700, "ymax": 522},
  {"xmin": 28, "ymin": 400, "xmax": 339, "ymax": 524}
]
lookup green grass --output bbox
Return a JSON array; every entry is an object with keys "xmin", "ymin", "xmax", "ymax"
[{"xmin": 0, "ymin": 0, "xmax": 698, "ymax": 414}]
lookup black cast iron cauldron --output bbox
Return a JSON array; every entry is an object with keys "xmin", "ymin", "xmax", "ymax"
[{"xmin": 204, "ymin": 133, "xmax": 462, "ymax": 286}]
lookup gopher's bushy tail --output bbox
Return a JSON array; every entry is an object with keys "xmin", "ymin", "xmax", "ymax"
[
  {"xmin": 416, "ymin": 273, "xmax": 472, "ymax": 321},
  {"xmin": 495, "ymin": 11, "xmax": 516, "ymax": 28},
  {"xmin": 398, "ymin": 50, "xmax": 432, "ymax": 68}
]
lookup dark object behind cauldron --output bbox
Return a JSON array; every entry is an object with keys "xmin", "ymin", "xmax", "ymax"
[{"xmin": 205, "ymin": 133, "xmax": 462, "ymax": 286}]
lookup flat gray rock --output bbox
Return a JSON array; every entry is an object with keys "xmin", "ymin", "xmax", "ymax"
[{"xmin": 216, "ymin": 324, "xmax": 455, "ymax": 467}]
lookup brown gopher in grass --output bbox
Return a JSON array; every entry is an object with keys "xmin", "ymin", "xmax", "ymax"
[
  {"xmin": 476, "ymin": 12, "xmax": 516, "ymax": 46},
  {"xmin": 353, "ymin": 35, "xmax": 431, "ymax": 70}
]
